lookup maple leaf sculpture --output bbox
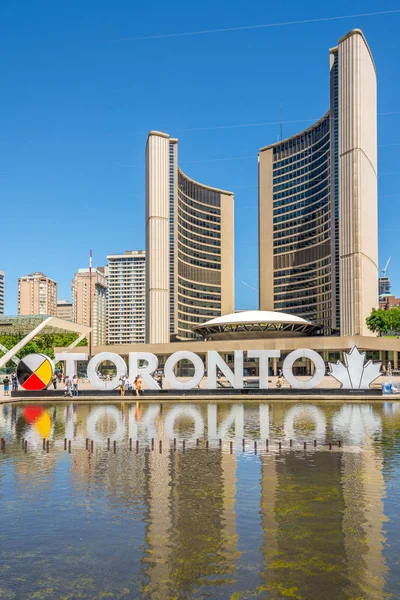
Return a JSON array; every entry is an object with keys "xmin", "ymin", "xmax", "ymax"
[{"xmin": 328, "ymin": 346, "xmax": 381, "ymax": 389}]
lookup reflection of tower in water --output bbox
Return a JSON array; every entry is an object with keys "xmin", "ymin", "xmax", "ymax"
[
  {"xmin": 340, "ymin": 441, "xmax": 387, "ymax": 598},
  {"xmin": 259, "ymin": 447, "xmax": 387, "ymax": 599},
  {"xmin": 141, "ymin": 413, "xmax": 238, "ymax": 598}
]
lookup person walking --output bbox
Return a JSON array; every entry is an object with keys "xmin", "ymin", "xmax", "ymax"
[
  {"xmin": 52, "ymin": 374, "xmax": 58, "ymax": 390},
  {"xmin": 119, "ymin": 375, "xmax": 126, "ymax": 397},
  {"xmin": 134, "ymin": 376, "xmax": 141, "ymax": 397},
  {"xmin": 72, "ymin": 374, "xmax": 79, "ymax": 397},
  {"xmin": 11, "ymin": 371, "xmax": 18, "ymax": 392},
  {"xmin": 64, "ymin": 375, "xmax": 73, "ymax": 397},
  {"xmin": 124, "ymin": 376, "xmax": 130, "ymax": 396},
  {"xmin": 157, "ymin": 374, "xmax": 163, "ymax": 390},
  {"xmin": 3, "ymin": 375, "xmax": 10, "ymax": 396}
]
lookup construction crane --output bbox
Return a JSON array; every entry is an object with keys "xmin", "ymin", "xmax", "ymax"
[{"xmin": 381, "ymin": 257, "xmax": 391, "ymax": 276}]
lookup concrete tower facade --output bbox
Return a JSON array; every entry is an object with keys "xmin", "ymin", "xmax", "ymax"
[
  {"xmin": 337, "ymin": 31, "xmax": 378, "ymax": 336},
  {"xmin": 259, "ymin": 29, "xmax": 378, "ymax": 336},
  {"xmin": 145, "ymin": 131, "xmax": 234, "ymax": 343},
  {"xmin": 145, "ymin": 132, "xmax": 170, "ymax": 344}
]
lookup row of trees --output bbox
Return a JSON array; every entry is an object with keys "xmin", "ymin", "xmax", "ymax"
[
  {"xmin": 366, "ymin": 307, "xmax": 400, "ymax": 335},
  {"xmin": 0, "ymin": 333, "xmax": 87, "ymax": 368}
]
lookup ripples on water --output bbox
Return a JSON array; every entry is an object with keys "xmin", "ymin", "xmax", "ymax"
[{"xmin": 0, "ymin": 400, "xmax": 400, "ymax": 599}]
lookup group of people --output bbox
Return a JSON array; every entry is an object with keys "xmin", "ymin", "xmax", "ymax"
[
  {"xmin": 119, "ymin": 375, "xmax": 145, "ymax": 396},
  {"xmin": 1, "ymin": 370, "xmax": 73, "ymax": 395},
  {"xmin": 1, "ymin": 369, "xmax": 153, "ymax": 397},
  {"xmin": 51, "ymin": 370, "xmax": 65, "ymax": 389},
  {"xmin": 97, "ymin": 371, "xmax": 114, "ymax": 382},
  {"xmin": 64, "ymin": 375, "xmax": 79, "ymax": 397},
  {"xmin": 3, "ymin": 371, "xmax": 21, "ymax": 395}
]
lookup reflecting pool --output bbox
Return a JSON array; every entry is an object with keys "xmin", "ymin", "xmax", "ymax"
[{"xmin": 1, "ymin": 401, "xmax": 400, "ymax": 599}]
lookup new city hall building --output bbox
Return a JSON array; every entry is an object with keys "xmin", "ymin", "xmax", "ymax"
[
  {"xmin": 259, "ymin": 29, "xmax": 378, "ymax": 338},
  {"xmin": 145, "ymin": 131, "xmax": 234, "ymax": 344},
  {"xmin": 47, "ymin": 29, "xmax": 398, "ymax": 380}
]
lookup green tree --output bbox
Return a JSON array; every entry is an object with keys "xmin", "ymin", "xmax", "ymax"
[
  {"xmin": 366, "ymin": 307, "xmax": 400, "ymax": 335},
  {"xmin": 386, "ymin": 307, "xmax": 400, "ymax": 332},
  {"xmin": 0, "ymin": 333, "xmax": 87, "ymax": 368}
]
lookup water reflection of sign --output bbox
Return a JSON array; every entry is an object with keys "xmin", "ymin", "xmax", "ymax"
[
  {"xmin": 52, "ymin": 345, "xmax": 381, "ymax": 391},
  {"xmin": 284, "ymin": 406, "xmax": 326, "ymax": 440},
  {"xmin": 86, "ymin": 406, "xmax": 125, "ymax": 443},
  {"xmin": 22, "ymin": 405, "xmax": 52, "ymax": 438}
]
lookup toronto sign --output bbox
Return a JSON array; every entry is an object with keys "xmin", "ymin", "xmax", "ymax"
[{"xmin": 11, "ymin": 345, "xmax": 380, "ymax": 392}]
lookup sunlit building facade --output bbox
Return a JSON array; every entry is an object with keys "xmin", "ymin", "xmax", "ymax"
[
  {"xmin": 145, "ymin": 131, "xmax": 234, "ymax": 343},
  {"xmin": 72, "ymin": 267, "xmax": 108, "ymax": 346},
  {"xmin": 259, "ymin": 29, "xmax": 378, "ymax": 336},
  {"xmin": 18, "ymin": 272, "xmax": 57, "ymax": 316},
  {"xmin": 107, "ymin": 250, "xmax": 145, "ymax": 345},
  {"xmin": 56, "ymin": 299, "xmax": 73, "ymax": 321}
]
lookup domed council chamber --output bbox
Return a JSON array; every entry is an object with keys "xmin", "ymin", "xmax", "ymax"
[{"xmin": 192, "ymin": 310, "xmax": 322, "ymax": 341}]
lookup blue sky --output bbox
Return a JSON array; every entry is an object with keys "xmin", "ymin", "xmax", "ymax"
[{"xmin": 1, "ymin": 0, "xmax": 399, "ymax": 314}]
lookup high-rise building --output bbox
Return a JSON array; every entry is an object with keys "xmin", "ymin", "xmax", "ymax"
[
  {"xmin": 56, "ymin": 299, "xmax": 73, "ymax": 321},
  {"xmin": 145, "ymin": 131, "xmax": 234, "ymax": 343},
  {"xmin": 18, "ymin": 272, "xmax": 57, "ymax": 316},
  {"xmin": 106, "ymin": 251, "xmax": 145, "ymax": 345},
  {"xmin": 72, "ymin": 268, "xmax": 107, "ymax": 346},
  {"xmin": 0, "ymin": 271, "xmax": 4, "ymax": 315},
  {"xmin": 259, "ymin": 29, "xmax": 378, "ymax": 336},
  {"xmin": 379, "ymin": 276, "xmax": 391, "ymax": 297}
]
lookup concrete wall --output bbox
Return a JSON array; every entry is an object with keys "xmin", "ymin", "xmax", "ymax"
[
  {"xmin": 220, "ymin": 192, "xmax": 235, "ymax": 316},
  {"xmin": 338, "ymin": 30, "xmax": 378, "ymax": 336},
  {"xmin": 258, "ymin": 149, "xmax": 274, "ymax": 311},
  {"xmin": 145, "ymin": 132, "xmax": 170, "ymax": 344}
]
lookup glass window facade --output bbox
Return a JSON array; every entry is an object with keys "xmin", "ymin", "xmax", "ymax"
[
  {"xmin": 331, "ymin": 52, "xmax": 340, "ymax": 331},
  {"xmin": 271, "ymin": 115, "xmax": 333, "ymax": 334},
  {"xmin": 175, "ymin": 170, "xmax": 223, "ymax": 340},
  {"xmin": 169, "ymin": 142, "xmax": 175, "ymax": 335}
]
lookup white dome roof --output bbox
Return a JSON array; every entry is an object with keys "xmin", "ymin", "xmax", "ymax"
[{"xmin": 200, "ymin": 310, "xmax": 311, "ymax": 327}]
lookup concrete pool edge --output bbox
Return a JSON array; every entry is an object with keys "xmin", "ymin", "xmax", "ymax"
[{"xmin": 1, "ymin": 394, "xmax": 396, "ymax": 403}]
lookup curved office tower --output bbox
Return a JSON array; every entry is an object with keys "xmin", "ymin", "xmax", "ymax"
[
  {"xmin": 259, "ymin": 30, "xmax": 378, "ymax": 336},
  {"xmin": 146, "ymin": 131, "xmax": 234, "ymax": 343}
]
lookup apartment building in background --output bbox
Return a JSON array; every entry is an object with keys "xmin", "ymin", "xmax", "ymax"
[
  {"xmin": 379, "ymin": 295, "xmax": 400, "ymax": 310},
  {"xmin": 57, "ymin": 299, "xmax": 73, "ymax": 321},
  {"xmin": 259, "ymin": 29, "xmax": 378, "ymax": 336},
  {"xmin": 0, "ymin": 271, "xmax": 4, "ymax": 315},
  {"xmin": 107, "ymin": 251, "xmax": 145, "ymax": 344},
  {"xmin": 72, "ymin": 268, "xmax": 107, "ymax": 346},
  {"xmin": 145, "ymin": 131, "xmax": 234, "ymax": 343},
  {"xmin": 18, "ymin": 272, "xmax": 57, "ymax": 316}
]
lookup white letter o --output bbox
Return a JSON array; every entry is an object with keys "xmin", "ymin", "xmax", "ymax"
[
  {"xmin": 87, "ymin": 352, "xmax": 127, "ymax": 391},
  {"xmin": 282, "ymin": 349, "xmax": 325, "ymax": 390},
  {"xmin": 164, "ymin": 351, "xmax": 204, "ymax": 390}
]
